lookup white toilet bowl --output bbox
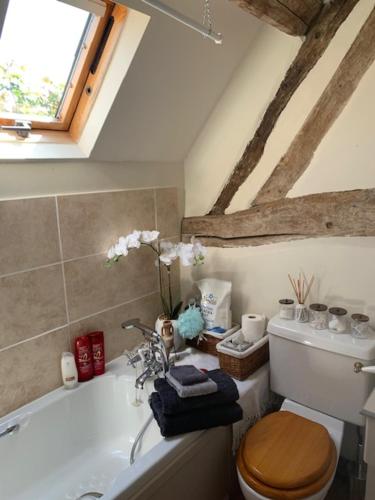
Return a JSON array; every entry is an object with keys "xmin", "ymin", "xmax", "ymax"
[{"xmin": 237, "ymin": 399, "xmax": 344, "ymax": 500}]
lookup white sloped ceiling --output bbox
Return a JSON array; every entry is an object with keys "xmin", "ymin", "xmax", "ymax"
[{"xmin": 92, "ymin": 0, "xmax": 261, "ymax": 162}]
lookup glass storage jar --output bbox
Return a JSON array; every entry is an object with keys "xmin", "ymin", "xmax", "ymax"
[
  {"xmin": 279, "ymin": 299, "xmax": 295, "ymax": 320},
  {"xmin": 351, "ymin": 314, "xmax": 370, "ymax": 339},
  {"xmin": 295, "ymin": 303, "xmax": 309, "ymax": 323},
  {"xmin": 328, "ymin": 307, "xmax": 348, "ymax": 333},
  {"xmin": 309, "ymin": 303, "xmax": 328, "ymax": 330}
]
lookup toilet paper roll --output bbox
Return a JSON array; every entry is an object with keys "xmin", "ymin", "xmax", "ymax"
[{"xmin": 241, "ymin": 313, "xmax": 266, "ymax": 342}]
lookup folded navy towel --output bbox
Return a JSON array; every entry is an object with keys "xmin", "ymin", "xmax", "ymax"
[
  {"xmin": 169, "ymin": 365, "xmax": 208, "ymax": 385},
  {"xmin": 166, "ymin": 372, "xmax": 218, "ymax": 398},
  {"xmin": 150, "ymin": 392, "xmax": 243, "ymax": 437},
  {"xmin": 154, "ymin": 369, "xmax": 239, "ymax": 415}
]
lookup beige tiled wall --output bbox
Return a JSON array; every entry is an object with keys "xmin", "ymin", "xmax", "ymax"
[{"xmin": 0, "ymin": 187, "xmax": 181, "ymax": 417}]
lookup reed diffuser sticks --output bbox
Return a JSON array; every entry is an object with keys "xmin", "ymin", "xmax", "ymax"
[{"xmin": 288, "ymin": 273, "xmax": 314, "ymax": 305}]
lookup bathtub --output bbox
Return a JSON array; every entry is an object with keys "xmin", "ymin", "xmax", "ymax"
[{"xmin": 0, "ymin": 349, "xmax": 269, "ymax": 500}]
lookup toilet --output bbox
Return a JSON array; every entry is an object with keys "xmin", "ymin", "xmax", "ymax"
[{"xmin": 237, "ymin": 316, "xmax": 375, "ymax": 500}]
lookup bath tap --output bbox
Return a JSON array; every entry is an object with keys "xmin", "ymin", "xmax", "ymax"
[
  {"xmin": 122, "ymin": 318, "xmax": 170, "ymax": 389},
  {"xmin": 122, "ymin": 318, "xmax": 159, "ymax": 342}
]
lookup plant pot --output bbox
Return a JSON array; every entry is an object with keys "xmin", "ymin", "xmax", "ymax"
[{"xmin": 155, "ymin": 314, "xmax": 185, "ymax": 352}]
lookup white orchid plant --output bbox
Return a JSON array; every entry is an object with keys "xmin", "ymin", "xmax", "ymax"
[{"xmin": 106, "ymin": 230, "xmax": 206, "ymax": 319}]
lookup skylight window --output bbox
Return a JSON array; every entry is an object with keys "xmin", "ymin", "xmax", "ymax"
[
  {"xmin": 0, "ymin": 0, "xmax": 90, "ymax": 120},
  {"xmin": 0, "ymin": 0, "xmax": 124, "ymax": 136}
]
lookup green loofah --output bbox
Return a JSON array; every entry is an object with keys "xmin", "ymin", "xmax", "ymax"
[{"xmin": 177, "ymin": 305, "xmax": 204, "ymax": 339}]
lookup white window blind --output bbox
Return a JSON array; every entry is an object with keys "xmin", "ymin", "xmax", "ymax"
[{"xmin": 57, "ymin": 0, "xmax": 107, "ymax": 17}]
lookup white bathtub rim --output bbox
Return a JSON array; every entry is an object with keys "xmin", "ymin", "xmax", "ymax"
[
  {"xmin": 106, "ymin": 429, "xmax": 205, "ymax": 500},
  {"xmin": 0, "ymin": 356, "xmax": 131, "ymax": 433}
]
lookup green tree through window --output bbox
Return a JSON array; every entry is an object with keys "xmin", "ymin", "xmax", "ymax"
[{"xmin": 0, "ymin": 61, "xmax": 65, "ymax": 118}]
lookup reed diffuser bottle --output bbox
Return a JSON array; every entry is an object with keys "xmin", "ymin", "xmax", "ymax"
[{"xmin": 288, "ymin": 273, "xmax": 314, "ymax": 323}]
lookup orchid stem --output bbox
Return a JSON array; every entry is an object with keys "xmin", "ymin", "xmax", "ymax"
[
  {"xmin": 167, "ymin": 265, "xmax": 172, "ymax": 318},
  {"xmin": 148, "ymin": 241, "xmax": 169, "ymax": 318}
]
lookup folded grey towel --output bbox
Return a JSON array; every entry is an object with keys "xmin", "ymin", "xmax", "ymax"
[
  {"xmin": 169, "ymin": 365, "xmax": 208, "ymax": 386},
  {"xmin": 166, "ymin": 372, "xmax": 217, "ymax": 398}
]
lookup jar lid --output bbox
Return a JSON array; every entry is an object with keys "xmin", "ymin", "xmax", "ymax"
[
  {"xmin": 351, "ymin": 313, "xmax": 369, "ymax": 323},
  {"xmin": 329, "ymin": 307, "xmax": 347, "ymax": 316},
  {"xmin": 310, "ymin": 303, "xmax": 328, "ymax": 312},
  {"xmin": 279, "ymin": 299, "xmax": 294, "ymax": 305}
]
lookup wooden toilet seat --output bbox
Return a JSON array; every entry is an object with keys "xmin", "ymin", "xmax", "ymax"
[{"xmin": 237, "ymin": 411, "xmax": 337, "ymax": 499}]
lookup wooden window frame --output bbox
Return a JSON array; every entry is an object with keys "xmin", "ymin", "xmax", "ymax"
[{"xmin": 0, "ymin": 1, "xmax": 126, "ymax": 138}]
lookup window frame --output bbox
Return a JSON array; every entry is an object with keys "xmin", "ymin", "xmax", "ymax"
[{"xmin": 0, "ymin": 0, "xmax": 125, "ymax": 135}]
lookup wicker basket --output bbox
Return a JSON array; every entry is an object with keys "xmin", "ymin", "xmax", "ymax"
[
  {"xmin": 186, "ymin": 336, "xmax": 221, "ymax": 356},
  {"xmin": 217, "ymin": 336, "xmax": 269, "ymax": 380},
  {"xmin": 186, "ymin": 324, "xmax": 240, "ymax": 356}
]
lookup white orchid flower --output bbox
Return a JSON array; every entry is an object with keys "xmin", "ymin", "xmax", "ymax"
[
  {"xmin": 106, "ymin": 230, "xmax": 206, "ymax": 319},
  {"xmin": 159, "ymin": 254, "xmax": 174, "ymax": 265},
  {"xmin": 107, "ymin": 246, "xmax": 116, "ymax": 259},
  {"xmin": 177, "ymin": 242, "xmax": 194, "ymax": 267},
  {"xmin": 125, "ymin": 230, "xmax": 141, "ymax": 249},
  {"xmin": 141, "ymin": 230, "xmax": 160, "ymax": 243},
  {"xmin": 115, "ymin": 236, "xmax": 128, "ymax": 256},
  {"xmin": 192, "ymin": 237, "xmax": 207, "ymax": 265},
  {"xmin": 175, "ymin": 238, "xmax": 206, "ymax": 267},
  {"xmin": 159, "ymin": 241, "xmax": 178, "ymax": 266}
]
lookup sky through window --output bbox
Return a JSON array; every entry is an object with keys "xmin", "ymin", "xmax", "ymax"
[{"xmin": 0, "ymin": 0, "xmax": 89, "ymax": 119}]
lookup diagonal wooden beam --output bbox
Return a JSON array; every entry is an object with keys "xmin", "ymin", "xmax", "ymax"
[
  {"xmin": 230, "ymin": 0, "xmax": 321, "ymax": 36},
  {"xmin": 253, "ymin": 5, "xmax": 375, "ymax": 206},
  {"xmin": 209, "ymin": 0, "xmax": 360, "ymax": 216},
  {"xmin": 183, "ymin": 189, "xmax": 375, "ymax": 247}
]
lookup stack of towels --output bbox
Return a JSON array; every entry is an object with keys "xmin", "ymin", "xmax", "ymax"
[{"xmin": 149, "ymin": 365, "xmax": 243, "ymax": 437}]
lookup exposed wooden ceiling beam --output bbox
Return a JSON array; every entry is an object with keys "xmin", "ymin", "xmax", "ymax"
[
  {"xmin": 253, "ymin": 5, "xmax": 375, "ymax": 206},
  {"xmin": 230, "ymin": 0, "xmax": 322, "ymax": 36},
  {"xmin": 209, "ymin": 0, "xmax": 360, "ymax": 216},
  {"xmin": 183, "ymin": 190, "xmax": 375, "ymax": 247}
]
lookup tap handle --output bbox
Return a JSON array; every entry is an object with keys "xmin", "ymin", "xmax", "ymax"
[{"xmin": 124, "ymin": 350, "xmax": 142, "ymax": 367}]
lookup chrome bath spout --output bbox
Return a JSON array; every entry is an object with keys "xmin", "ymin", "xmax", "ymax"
[{"xmin": 122, "ymin": 318, "xmax": 159, "ymax": 342}]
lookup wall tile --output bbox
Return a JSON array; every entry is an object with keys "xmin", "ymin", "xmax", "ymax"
[
  {"xmin": 58, "ymin": 189, "xmax": 155, "ymax": 260},
  {"xmin": 0, "ymin": 187, "xmax": 181, "ymax": 418},
  {"xmin": 0, "ymin": 198, "xmax": 60, "ymax": 275},
  {"xmin": 0, "ymin": 328, "xmax": 69, "ymax": 418},
  {"xmin": 64, "ymin": 246, "xmax": 158, "ymax": 321},
  {"xmin": 69, "ymin": 293, "xmax": 161, "ymax": 362},
  {"xmin": 155, "ymin": 188, "xmax": 180, "ymax": 238},
  {"xmin": 0, "ymin": 265, "xmax": 67, "ymax": 350}
]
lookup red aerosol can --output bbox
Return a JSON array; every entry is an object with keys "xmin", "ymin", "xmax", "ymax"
[
  {"xmin": 89, "ymin": 331, "xmax": 105, "ymax": 376},
  {"xmin": 74, "ymin": 335, "xmax": 94, "ymax": 382}
]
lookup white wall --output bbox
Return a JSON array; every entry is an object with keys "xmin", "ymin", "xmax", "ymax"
[
  {"xmin": 0, "ymin": 161, "xmax": 184, "ymax": 200},
  {"xmin": 183, "ymin": 0, "xmax": 375, "ymax": 324}
]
